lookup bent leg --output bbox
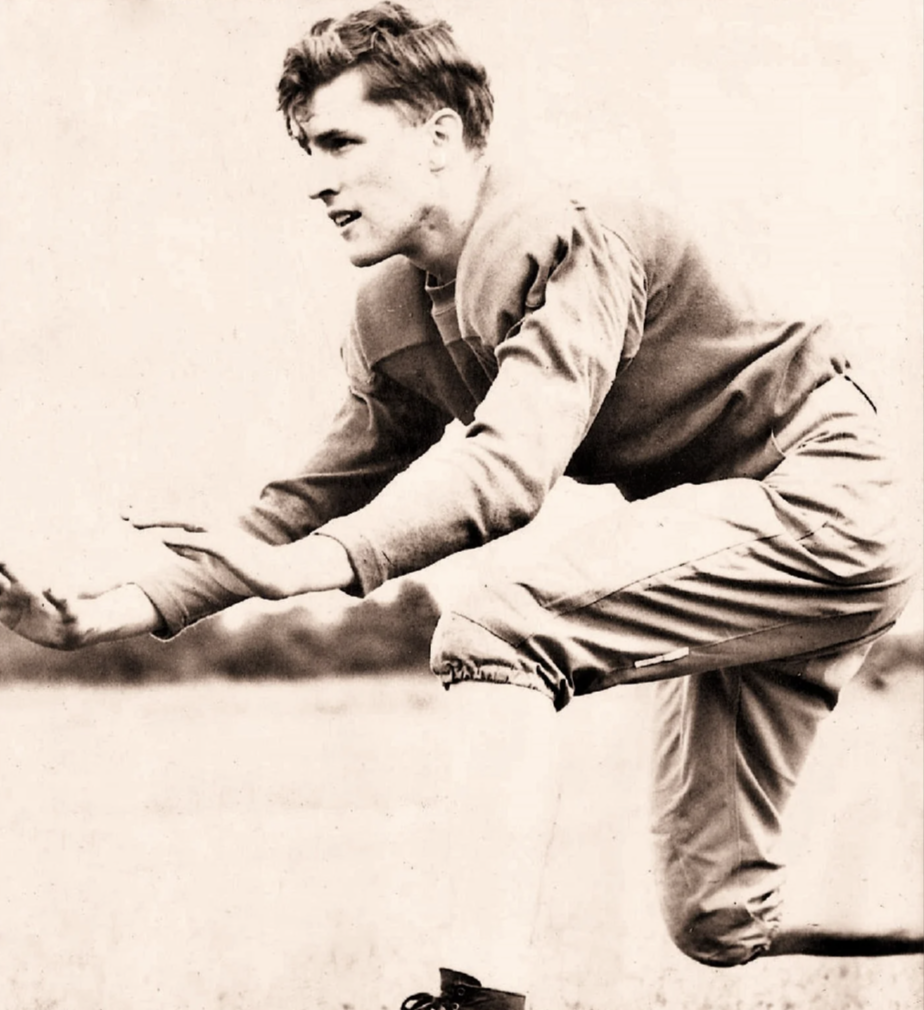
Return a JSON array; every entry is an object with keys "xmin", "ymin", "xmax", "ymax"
[
  {"xmin": 430, "ymin": 474, "xmax": 912, "ymax": 709},
  {"xmin": 650, "ymin": 644, "xmax": 873, "ymax": 966},
  {"xmin": 431, "ymin": 377, "xmax": 914, "ymax": 711},
  {"xmin": 428, "ymin": 378, "xmax": 918, "ymax": 973}
]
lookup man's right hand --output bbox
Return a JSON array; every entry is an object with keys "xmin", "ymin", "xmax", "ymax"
[
  {"xmin": 0, "ymin": 563, "xmax": 163, "ymax": 649},
  {"xmin": 0, "ymin": 562, "xmax": 85, "ymax": 649}
]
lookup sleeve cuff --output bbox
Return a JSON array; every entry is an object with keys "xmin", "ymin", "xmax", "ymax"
[
  {"xmin": 311, "ymin": 524, "xmax": 388, "ymax": 598},
  {"xmin": 130, "ymin": 575, "xmax": 188, "ymax": 639}
]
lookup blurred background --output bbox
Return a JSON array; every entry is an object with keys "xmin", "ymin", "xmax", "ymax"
[
  {"xmin": 0, "ymin": 0, "xmax": 921, "ymax": 621},
  {"xmin": 0, "ymin": 8, "xmax": 920, "ymax": 1006}
]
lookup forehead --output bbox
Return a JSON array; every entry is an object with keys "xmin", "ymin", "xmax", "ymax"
[{"xmin": 293, "ymin": 67, "xmax": 404, "ymax": 139}]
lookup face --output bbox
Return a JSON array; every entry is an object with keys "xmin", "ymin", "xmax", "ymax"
[{"xmin": 292, "ymin": 68, "xmax": 441, "ymax": 268}]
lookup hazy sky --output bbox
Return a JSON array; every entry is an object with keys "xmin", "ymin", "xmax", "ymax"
[{"xmin": 1, "ymin": 0, "xmax": 921, "ymax": 589}]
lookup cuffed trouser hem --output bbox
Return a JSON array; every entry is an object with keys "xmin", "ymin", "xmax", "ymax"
[
  {"xmin": 431, "ymin": 612, "xmax": 567, "ymax": 710},
  {"xmin": 673, "ymin": 908, "xmax": 779, "ymax": 967}
]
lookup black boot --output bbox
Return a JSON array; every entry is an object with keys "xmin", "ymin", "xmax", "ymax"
[{"xmin": 400, "ymin": 967, "xmax": 526, "ymax": 1010}]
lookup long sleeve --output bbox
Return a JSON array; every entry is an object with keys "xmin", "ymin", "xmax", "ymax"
[
  {"xmin": 318, "ymin": 198, "xmax": 647, "ymax": 594},
  {"xmin": 134, "ymin": 334, "xmax": 450, "ymax": 636}
]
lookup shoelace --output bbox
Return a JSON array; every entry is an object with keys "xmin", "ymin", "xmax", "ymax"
[{"xmin": 400, "ymin": 993, "xmax": 461, "ymax": 1010}]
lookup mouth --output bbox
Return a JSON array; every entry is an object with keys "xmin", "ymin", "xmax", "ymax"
[{"xmin": 329, "ymin": 210, "xmax": 361, "ymax": 230}]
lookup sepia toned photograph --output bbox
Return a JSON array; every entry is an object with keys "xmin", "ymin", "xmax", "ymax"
[{"xmin": 1, "ymin": 2, "xmax": 921, "ymax": 1007}]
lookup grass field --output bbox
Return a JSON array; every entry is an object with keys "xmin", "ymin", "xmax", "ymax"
[{"xmin": 1, "ymin": 663, "xmax": 921, "ymax": 1010}]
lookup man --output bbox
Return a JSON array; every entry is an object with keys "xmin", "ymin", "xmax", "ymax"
[{"xmin": 0, "ymin": 4, "xmax": 919, "ymax": 1007}]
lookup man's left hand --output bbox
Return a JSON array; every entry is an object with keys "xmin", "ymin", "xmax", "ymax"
[{"xmin": 126, "ymin": 514, "xmax": 356, "ymax": 599}]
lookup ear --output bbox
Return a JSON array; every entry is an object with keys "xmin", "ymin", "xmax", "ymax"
[{"xmin": 426, "ymin": 107, "xmax": 465, "ymax": 171}]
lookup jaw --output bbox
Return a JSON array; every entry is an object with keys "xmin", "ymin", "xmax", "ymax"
[
  {"xmin": 337, "ymin": 206, "xmax": 443, "ymax": 272},
  {"xmin": 343, "ymin": 229, "xmax": 395, "ymax": 268},
  {"xmin": 339, "ymin": 216, "xmax": 410, "ymax": 268}
]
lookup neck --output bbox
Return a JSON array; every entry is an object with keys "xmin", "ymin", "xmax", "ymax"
[{"xmin": 407, "ymin": 157, "xmax": 490, "ymax": 283}]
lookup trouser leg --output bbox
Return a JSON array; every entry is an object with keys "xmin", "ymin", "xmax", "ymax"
[
  {"xmin": 430, "ymin": 378, "xmax": 916, "ymax": 967},
  {"xmin": 429, "ymin": 478, "xmax": 907, "ymax": 965},
  {"xmin": 649, "ymin": 643, "xmax": 873, "ymax": 966},
  {"xmin": 431, "ymin": 473, "xmax": 910, "ymax": 708}
]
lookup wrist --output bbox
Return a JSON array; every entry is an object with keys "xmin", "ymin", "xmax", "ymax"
[
  {"xmin": 281, "ymin": 535, "xmax": 357, "ymax": 595},
  {"xmin": 77, "ymin": 585, "xmax": 164, "ymax": 646},
  {"xmin": 308, "ymin": 534, "xmax": 356, "ymax": 590}
]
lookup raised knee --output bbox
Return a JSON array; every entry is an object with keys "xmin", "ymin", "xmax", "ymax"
[
  {"xmin": 429, "ymin": 595, "xmax": 570, "ymax": 709},
  {"xmin": 429, "ymin": 605, "xmax": 499, "ymax": 674}
]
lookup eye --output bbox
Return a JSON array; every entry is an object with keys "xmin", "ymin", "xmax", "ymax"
[{"xmin": 330, "ymin": 136, "xmax": 357, "ymax": 153}]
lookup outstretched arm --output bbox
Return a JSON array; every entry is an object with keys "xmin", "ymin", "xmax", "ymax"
[
  {"xmin": 0, "ymin": 522, "xmax": 356, "ymax": 651},
  {"xmin": 132, "ymin": 364, "xmax": 450, "ymax": 637},
  {"xmin": 0, "ymin": 562, "xmax": 163, "ymax": 649},
  {"xmin": 131, "ymin": 518, "xmax": 356, "ymax": 599}
]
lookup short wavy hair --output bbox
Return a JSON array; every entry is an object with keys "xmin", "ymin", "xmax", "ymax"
[{"xmin": 277, "ymin": 3, "xmax": 494, "ymax": 151}]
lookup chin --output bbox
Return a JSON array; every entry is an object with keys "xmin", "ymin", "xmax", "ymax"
[
  {"xmin": 347, "ymin": 245, "xmax": 400, "ymax": 269},
  {"xmin": 347, "ymin": 250, "xmax": 386, "ymax": 268}
]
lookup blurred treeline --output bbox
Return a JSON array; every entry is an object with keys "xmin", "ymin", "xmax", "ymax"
[
  {"xmin": 0, "ymin": 576, "xmax": 919, "ymax": 689},
  {"xmin": 0, "ymin": 580, "xmax": 439, "ymax": 685}
]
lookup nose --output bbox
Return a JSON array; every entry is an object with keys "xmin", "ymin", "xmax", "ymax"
[{"xmin": 306, "ymin": 158, "xmax": 340, "ymax": 203}]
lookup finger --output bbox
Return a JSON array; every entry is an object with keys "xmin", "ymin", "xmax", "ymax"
[
  {"xmin": 158, "ymin": 529, "xmax": 211, "ymax": 548},
  {"xmin": 121, "ymin": 503, "xmax": 208, "ymax": 533},
  {"xmin": 164, "ymin": 544, "xmax": 216, "ymax": 562},
  {"xmin": 135, "ymin": 527, "xmax": 206, "ymax": 554},
  {"xmin": 125, "ymin": 517, "xmax": 208, "ymax": 532},
  {"xmin": 0, "ymin": 562, "xmax": 19, "ymax": 593},
  {"xmin": 163, "ymin": 542, "xmax": 223, "ymax": 561},
  {"xmin": 43, "ymin": 588, "xmax": 77, "ymax": 623},
  {"xmin": 152, "ymin": 529, "xmax": 227, "ymax": 561}
]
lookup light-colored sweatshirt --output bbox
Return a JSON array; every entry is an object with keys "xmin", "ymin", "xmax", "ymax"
[{"xmin": 138, "ymin": 168, "xmax": 846, "ymax": 635}]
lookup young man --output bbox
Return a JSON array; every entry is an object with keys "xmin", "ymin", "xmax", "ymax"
[{"xmin": 0, "ymin": 4, "xmax": 920, "ymax": 1007}]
